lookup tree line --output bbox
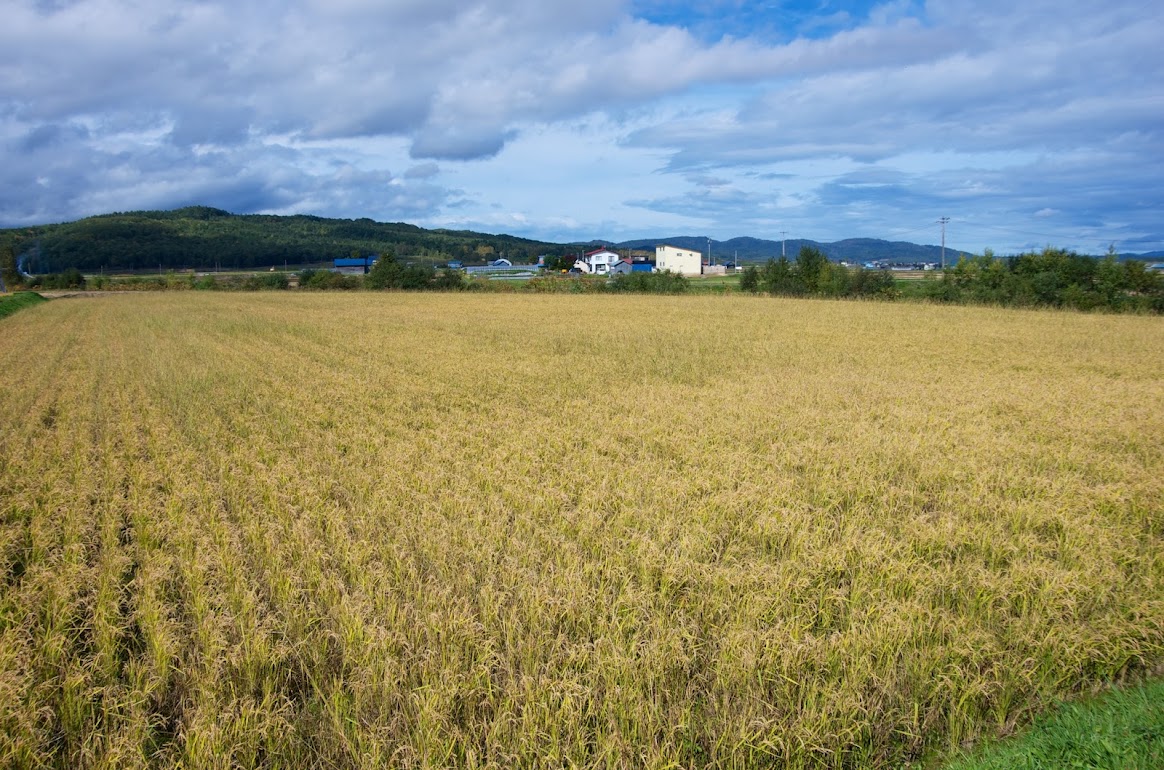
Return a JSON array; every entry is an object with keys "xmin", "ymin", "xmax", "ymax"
[
  {"xmin": 918, "ymin": 248, "xmax": 1163, "ymax": 312},
  {"xmin": 8, "ymin": 230, "xmax": 1160, "ymax": 313},
  {"xmin": 739, "ymin": 246, "xmax": 898, "ymax": 299},
  {"xmin": 740, "ymin": 245, "xmax": 1162, "ymax": 313}
]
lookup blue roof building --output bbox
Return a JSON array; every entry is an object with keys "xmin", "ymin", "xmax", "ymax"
[{"xmin": 334, "ymin": 256, "xmax": 377, "ymax": 274}]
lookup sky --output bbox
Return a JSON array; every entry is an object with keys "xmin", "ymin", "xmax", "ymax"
[{"xmin": 2, "ymin": 0, "xmax": 1162, "ymax": 255}]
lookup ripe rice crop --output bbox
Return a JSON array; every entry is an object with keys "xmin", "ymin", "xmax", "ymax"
[{"xmin": 1, "ymin": 292, "xmax": 1161, "ymax": 769}]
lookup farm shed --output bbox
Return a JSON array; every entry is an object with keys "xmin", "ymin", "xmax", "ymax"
[
  {"xmin": 609, "ymin": 260, "xmax": 656, "ymax": 276},
  {"xmin": 334, "ymin": 256, "xmax": 377, "ymax": 275}
]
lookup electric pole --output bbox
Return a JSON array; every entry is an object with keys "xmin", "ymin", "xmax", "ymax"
[
  {"xmin": 939, "ymin": 217, "xmax": 950, "ymax": 269},
  {"xmin": 781, "ymin": 231, "xmax": 787, "ymax": 258}
]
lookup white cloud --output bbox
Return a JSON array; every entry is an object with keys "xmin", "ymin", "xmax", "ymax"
[{"xmin": 0, "ymin": 0, "xmax": 1161, "ymax": 253}]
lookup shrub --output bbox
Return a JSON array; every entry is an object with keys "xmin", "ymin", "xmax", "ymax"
[
  {"xmin": 399, "ymin": 264, "xmax": 435, "ymax": 290},
  {"xmin": 739, "ymin": 265, "xmax": 760, "ymax": 292},
  {"xmin": 608, "ymin": 270, "xmax": 689, "ymax": 294},
  {"xmin": 303, "ymin": 270, "xmax": 361, "ymax": 291},
  {"xmin": 924, "ymin": 249, "xmax": 1163, "ymax": 313},
  {"xmin": 761, "ymin": 257, "xmax": 803, "ymax": 295},
  {"xmin": 433, "ymin": 268, "xmax": 466, "ymax": 291},
  {"xmin": 524, "ymin": 275, "xmax": 606, "ymax": 293},
  {"xmin": 27, "ymin": 268, "xmax": 86, "ymax": 290},
  {"xmin": 849, "ymin": 268, "xmax": 898, "ymax": 299},
  {"xmin": 245, "ymin": 272, "xmax": 289, "ymax": 290}
]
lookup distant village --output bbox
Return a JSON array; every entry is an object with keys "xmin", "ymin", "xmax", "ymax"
[
  {"xmin": 333, "ymin": 245, "xmax": 946, "ymax": 278},
  {"xmin": 328, "ymin": 244, "xmax": 1164, "ymax": 280}
]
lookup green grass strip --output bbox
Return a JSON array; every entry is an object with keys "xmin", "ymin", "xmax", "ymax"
[
  {"xmin": 0, "ymin": 291, "xmax": 48, "ymax": 319},
  {"xmin": 943, "ymin": 679, "xmax": 1164, "ymax": 770}
]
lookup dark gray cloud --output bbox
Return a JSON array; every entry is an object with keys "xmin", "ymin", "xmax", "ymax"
[
  {"xmin": 403, "ymin": 163, "xmax": 440, "ymax": 180},
  {"xmin": 410, "ymin": 126, "xmax": 516, "ymax": 162},
  {"xmin": 19, "ymin": 122, "xmax": 89, "ymax": 152},
  {"xmin": 0, "ymin": 127, "xmax": 457, "ymax": 226}
]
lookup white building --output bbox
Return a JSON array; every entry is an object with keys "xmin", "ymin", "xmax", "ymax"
[
  {"xmin": 573, "ymin": 248, "xmax": 622, "ymax": 275},
  {"xmin": 655, "ymin": 245, "xmax": 703, "ymax": 276}
]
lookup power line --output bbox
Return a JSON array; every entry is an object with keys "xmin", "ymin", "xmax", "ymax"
[
  {"xmin": 959, "ymin": 221, "xmax": 1085, "ymax": 241},
  {"xmin": 885, "ymin": 218, "xmax": 1163, "ymax": 254},
  {"xmin": 952, "ymin": 220, "xmax": 1164, "ymax": 253},
  {"xmin": 887, "ymin": 222, "xmax": 942, "ymax": 238}
]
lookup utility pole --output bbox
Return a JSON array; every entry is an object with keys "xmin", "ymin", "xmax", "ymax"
[
  {"xmin": 939, "ymin": 217, "xmax": 950, "ymax": 269},
  {"xmin": 707, "ymin": 238, "xmax": 712, "ymax": 266},
  {"xmin": 781, "ymin": 231, "xmax": 787, "ymax": 258}
]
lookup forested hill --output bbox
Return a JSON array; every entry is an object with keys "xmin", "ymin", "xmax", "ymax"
[{"xmin": 1, "ymin": 207, "xmax": 568, "ymax": 273}]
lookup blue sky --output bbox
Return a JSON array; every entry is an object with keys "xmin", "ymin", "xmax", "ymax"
[{"xmin": 2, "ymin": 0, "xmax": 1162, "ymax": 254}]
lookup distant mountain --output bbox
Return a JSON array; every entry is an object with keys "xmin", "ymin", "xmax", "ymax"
[
  {"xmin": 614, "ymin": 235, "xmax": 963, "ymax": 264},
  {"xmin": 619, "ymin": 237, "xmax": 1164, "ymax": 264}
]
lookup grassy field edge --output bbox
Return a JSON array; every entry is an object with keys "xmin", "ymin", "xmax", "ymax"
[
  {"xmin": 940, "ymin": 676, "xmax": 1164, "ymax": 769},
  {"xmin": 0, "ymin": 291, "xmax": 47, "ymax": 319}
]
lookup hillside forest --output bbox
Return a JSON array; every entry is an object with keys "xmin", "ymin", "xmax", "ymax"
[{"xmin": 0, "ymin": 207, "xmax": 566, "ymax": 274}]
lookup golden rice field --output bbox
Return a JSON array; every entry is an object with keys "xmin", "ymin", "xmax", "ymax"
[{"xmin": 1, "ymin": 292, "xmax": 1162, "ymax": 769}]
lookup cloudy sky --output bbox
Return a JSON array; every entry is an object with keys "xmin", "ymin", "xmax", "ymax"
[{"xmin": 2, "ymin": 0, "xmax": 1162, "ymax": 254}]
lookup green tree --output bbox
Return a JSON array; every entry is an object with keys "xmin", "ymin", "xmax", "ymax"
[
  {"xmin": 542, "ymin": 254, "xmax": 575, "ymax": 272},
  {"xmin": 398, "ymin": 264, "xmax": 435, "ymax": 290},
  {"xmin": 1094, "ymin": 255, "xmax": 1128, "ymax": 309},
  {"xmin": 739, "ymin": 265, "xmax": 760, "ymax": 292},
  {"xmin": 849, "ymin": 268, "xmax": 897, "ymax": 298},
  {"xmin": 365, "ymin": 249, "xmax": 403, "ymax": 289},
  {"xmin": 1, "ymin": 242, "xmax": 20, "ymax": 290},
  {"xmin": 795, "ymin": 246, "xmax": 828, "ymax": 293},
  {"xmin": 761, "ymin": 257, "xmax": 800, "ymax": 295},
  {"xmin": 817, "ymin": 261, "xmax": 851, "ymax": 296},
  {"xmin": 433, "ymin": 268, "xmax": 465, "ymax": 290},
  {"xmin": 922, "ymin": 269, "xmax": 963, "ymax": 303}
]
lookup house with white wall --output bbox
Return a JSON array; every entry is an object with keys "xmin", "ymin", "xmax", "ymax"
[
  {"xmin": 655, "ymin": 245, "xmax": 703, "ymax": 276},
  {"xmin": 573, "ymin": 248, "xmax": 622, "ymax": 275}
]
